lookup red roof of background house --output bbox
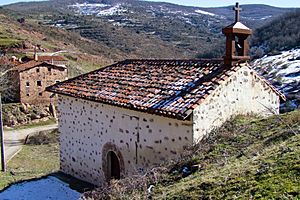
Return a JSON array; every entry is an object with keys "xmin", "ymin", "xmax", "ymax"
[
  {"xmin": 23, "ymin": 55, "xmax": 67, "ymax": 62},
  {"xmin": 11, "ymin": 60, "xmax": 66, "ymax": 72},
  {"xmin": 47, "ymin": 59, "xmax": 284, "ymax": 120},
  {"xmin": 37, "ymin": 56, "xmax": 67, "ymax": 62}
]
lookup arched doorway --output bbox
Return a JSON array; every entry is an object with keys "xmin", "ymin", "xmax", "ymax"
[
  {"xmin": 102, "ymin": 142, "xmax": 125, "ymax": 181},
  {"xmin": 107, "ymin": 151, "xmax": 120, "ymax": 180}
]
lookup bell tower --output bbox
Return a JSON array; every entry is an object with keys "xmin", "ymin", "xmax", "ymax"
[{"xmin": 222, "ymin": 2, "xmax": 252, "ymax": 66}]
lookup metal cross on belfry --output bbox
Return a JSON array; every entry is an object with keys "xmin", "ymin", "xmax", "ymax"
[{"xmin": 233, "ymin": 2, "xmax": 242, "ymax": 22}]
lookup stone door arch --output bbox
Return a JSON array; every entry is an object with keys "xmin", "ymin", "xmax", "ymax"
[{"xmin": 102, "ymin": 142, "xmax": 125, "ymax": 181}]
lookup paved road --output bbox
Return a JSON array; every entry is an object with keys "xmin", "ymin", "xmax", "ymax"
[{"xmin": 3, "ymin": 124, "xmax": 58, "ymax": 162}]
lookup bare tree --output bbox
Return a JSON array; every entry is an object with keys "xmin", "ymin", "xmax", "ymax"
[{"xmin": 0, "ymin": 57, "xmax": 18, "ymax": 103}]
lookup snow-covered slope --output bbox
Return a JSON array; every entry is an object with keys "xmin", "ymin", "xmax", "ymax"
[
  {"xmin": 252, "ymin": 49, "xmax": 300, "ymax": 111},
  {"xmin": 67, "ymin": 2, "xmax": 222, "ymax": 24},
  {"xmin": 68, "ymin": 3, "xmax": 128, "ymax": 16}
]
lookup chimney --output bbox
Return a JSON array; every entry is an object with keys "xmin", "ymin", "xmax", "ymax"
[
  {"xmin": 34, "ymin": 46, "xmax": 38, "ymax": 61},
  {"xmin": 222, "ymin": 2, "xmax": 252, "ymax": 66},
  {"xmin": 11, "ymin": 56, "xmax": 17, "ymax": 62}
]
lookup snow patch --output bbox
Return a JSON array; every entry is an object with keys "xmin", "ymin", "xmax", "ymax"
[
  {"xmin": 0, "ymin": 176, "xmax": 81, "ymax": 200},
  {"xmin": 260, "ymin": 15, "xmax": 272, "ymax": 20},
  {"xmin": 195, "ymin": 9, "xmax": 216, "ymax": 16},
  {"xmin": 96, "ymin": 4, "xmax": 127, "ymax": 16},
  {"xmin": 68, "ymin": 3, "xmax": 127, "ymax": 16},
  {"xmin": 69, "ymin": 3, "xmax": 110, "ymax": 8}
]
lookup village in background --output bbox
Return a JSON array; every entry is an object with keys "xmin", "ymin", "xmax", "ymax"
[{"xmin": 0, "ymin": 0, "xmax": 299, "ymax": 199}]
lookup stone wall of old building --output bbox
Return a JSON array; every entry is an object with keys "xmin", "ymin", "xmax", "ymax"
[
  {"xmin": 192, "ymin": 65, "xmax": 280, "ymax": 142},
  {"xmin": 19, "ymin": 65, "xmax": 67, "ymax": 104},
  {"xmin": 57, "ymin": 95, "xmax": 193, "ymax": 185},
  {"xmin": 56, "ymin": 64, "xmax": 281, "ymax": 186}
]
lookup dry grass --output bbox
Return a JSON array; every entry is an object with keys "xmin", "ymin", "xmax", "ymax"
[
  {"xmin": 0, "ymin": 131, "xmax": 59, "ymax": 190},
  {"xmin": 82, "ymin": 110, "xmax": 300, "ymax": 199}
]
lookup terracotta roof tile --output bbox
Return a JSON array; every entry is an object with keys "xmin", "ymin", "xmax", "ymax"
[
  {"xmin": 48, "ymin": 59, "xmax": 248, "ymax": 119},
  {"xmin": 11, "ymin": 60, "xmax": 44, "ymax": 72},
  {"xmin": 37, "ymin": 56, "xmax": 67, "ymax": 62},
  {"xmin": 11, "ymin": 60, "xmax": 66, "ymax": 72}
]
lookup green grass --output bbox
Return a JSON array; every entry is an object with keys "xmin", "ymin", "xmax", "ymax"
[
  {"xmin": 4, "ymin": 118, "xmax": 57, "ymax": 131},
  {"xmin": 14, "ymin": 118, "xmax": 56, "ymax": 129},
  {"xmin": 0, "ymin": 142, "xmax": 59, "ymax": 190},
  {"xmin": 0, "ymin": 37, "xmax": 21, "ymax": 49},
  {"xmin": 151, "ymin": 111, "xmax": 300, "ymax": 199}
]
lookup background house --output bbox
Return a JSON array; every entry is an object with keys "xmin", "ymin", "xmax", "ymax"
[{"xmin": 7, "ymin": 60, "xmax": 67, "ymax": 104}]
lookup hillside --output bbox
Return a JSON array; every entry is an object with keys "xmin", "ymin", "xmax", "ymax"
[
  {"xmin": 82, "ymin": 110, "xmax": 300, "ymax": 199},
  {"xmin": 1, "ymin": 1, "xmax": 298, "ymax": 109},
  {"xmin": 3, "ymin": 0, "xmax": 293, "ymax": 60},
  {"xmin": 251, "ymin": 9, "xmax": 300, "ymax": 57},
  {"xmin": 0, "ymin": 8, "xmax": 119, "ymax": 77}
]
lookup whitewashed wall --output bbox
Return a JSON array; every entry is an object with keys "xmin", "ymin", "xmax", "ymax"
[
  {"xmin": 57, "ymin": 64, "xmax": 281, "ymax": 185},
  {"xmin": 57, "ymin": 95, "xmax": 193, "ymax": 185},
  {"xmin": 192, "ymin": 65, "xmax": 280, "ymax": 142}
]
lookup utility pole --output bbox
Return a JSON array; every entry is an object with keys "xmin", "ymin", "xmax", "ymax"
[{"xmin": 0, "ymin": 93, "xmax": 6, "ymax": 172}]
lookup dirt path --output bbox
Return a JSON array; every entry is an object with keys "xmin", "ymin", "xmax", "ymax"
[{"xmin": 3, "ymin": 124, "xmax": 58, "ymax": 162}]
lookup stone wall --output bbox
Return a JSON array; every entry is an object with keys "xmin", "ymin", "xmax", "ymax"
[
  {"xmin": 19, "ymin": 65, "xmax": 67, "ymax": 104},
  {"xmin": 57, "ymin": 95, "xmax": 193, "ymax": 185},
  {"xmin": 192, "ymin": 65, "xmax": 280, "ymax": 142}
]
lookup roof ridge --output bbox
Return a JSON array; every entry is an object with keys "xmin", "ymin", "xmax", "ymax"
[
  {"xmin": 11, "ymin": 60, "xmax": 66, "ymax": 72},
  {"xmin": 122, "ymin": 58, "xmax": 224, "ymax": 65}
]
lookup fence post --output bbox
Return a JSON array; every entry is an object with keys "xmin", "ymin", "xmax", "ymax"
[{"xmin": 0, "ymin": 93, "xmax": 6, "ymax": 172}]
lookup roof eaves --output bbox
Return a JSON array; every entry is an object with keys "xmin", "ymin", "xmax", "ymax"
[
  {"xmin": 18, "ymin": 62, "xmax": 66, "ymax": 73},
  {"xmin": 46, "ymin": 88, "xmax": 189, "ymax": 120}
]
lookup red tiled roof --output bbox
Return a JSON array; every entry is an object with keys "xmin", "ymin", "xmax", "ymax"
[
  {"xmin": 47, "ymin": 59, "xmax": 247, "ymax": 119},
  {"xmin": 11, "ymin": 60, "xmax": 66, "ymax": 72},
  {"xmin": 37, "ymin": 56, "xmax": 67, "ymax": 62}
]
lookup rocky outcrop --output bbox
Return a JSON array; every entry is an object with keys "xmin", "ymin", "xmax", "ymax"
[{"xmin": 2, "ymin": 103, "xmax": 56, "ymax": 127}]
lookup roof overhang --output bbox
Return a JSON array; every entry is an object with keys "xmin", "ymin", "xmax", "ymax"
[{"xmin": 222, "ymin": 22, "xmax": 252, "ymax": 35}]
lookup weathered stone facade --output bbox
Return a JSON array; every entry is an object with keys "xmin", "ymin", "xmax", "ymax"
[
  {"xmin": 56, "ymin": 64, "xmax": 281, "ymax": 186},
  {"xmin": 58, "ymin": 95, "xmax": 193, "ymax": 185},
  {"xmin": 6, "ymin": 62, "xmax": 68, "ymax": 104},
  {"xmin": 19, "ymin": 64, "xmax": 67, "ymax": 104},
  {"xmin": 192, "ymin": 65, "xmax": 280, "ymax": 142}
]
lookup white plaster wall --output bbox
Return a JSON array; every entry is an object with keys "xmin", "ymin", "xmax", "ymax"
[
  {"xmin": 57, "ymin": 95, "xmax": 193, "ymax": 185},
  {"xmin": 192, "ymin": 65, "xmax": 280, "ymax": 142}
]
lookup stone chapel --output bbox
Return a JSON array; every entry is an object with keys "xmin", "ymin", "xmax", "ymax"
[{"xmin": 47, "ymin": 3, "xmax": 285, "ymax": 185}]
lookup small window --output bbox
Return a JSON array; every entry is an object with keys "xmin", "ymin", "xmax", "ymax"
[
  {"xmin": 37, "ymin": 80, "xmax": 42, "ymax": 86},
  {"xmin": 55, "ymin": 80, "xmax": 60, "ymax": 84},
  {"xmin": 36, "ymin": 68, "xmax": 40, "ymax": 73},
  {"xmin": 26, "ymin": 82, "xmax": 30, "ymax": 87},
  {"xmin": 48, "ymin": 68, "xmax": 51, "ymax": 72},
  {"xmin": 39, "ymin": 92, "xmax": 43, "ymax": 96},
  {"xmin": 26, "ymin": 94, "xmax": 30, "ymax": 97}
]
